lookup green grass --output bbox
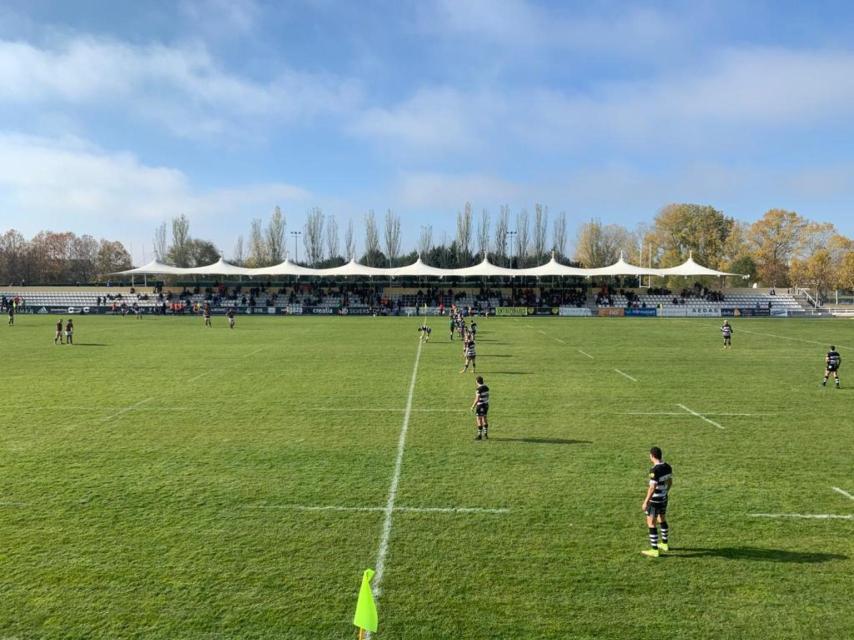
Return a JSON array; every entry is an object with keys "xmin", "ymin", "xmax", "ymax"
[{"xmin": 1, "ymin": 314, "xmax": 852, "ymax": 639}]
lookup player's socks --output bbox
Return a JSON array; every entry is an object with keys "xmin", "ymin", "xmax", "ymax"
[
  {"xmin": 659, "ymin": 522, "xmax": 669, "ymax": 550},
  {"xmin": 648, "ymin": 527, "xmax": 658, "ymax": 550},
  {"xmin": 483, "ymin": 425, "xmax": 488, "ymax": 439},
  {"xmin": 475, "ymin": 427, "xmax": 483, "ymax": 440}
]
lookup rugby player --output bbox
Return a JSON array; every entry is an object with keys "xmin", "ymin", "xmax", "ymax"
[
  {"xmin": 418, "ymin": 323, "xmax": 431, "ymax": 342},
  {"xmin": 449, "ymin": 315, "xmax": 456, "ymax": 341},
  {"xmin": 203, "ymin": 303, "xmax": 212, "ymax": 328},
  {"xmin": 721, "ymin": 320, "xmax": 733, "ymax": 349},
  {"xmin": 227, "ymin": 308, "xmax": 236, "ymax": 329},
  {"xmin": 641, "ymin": 446, "xmax": 672, "ymax": 558},
  {"xmin": 65, "ymin": 318, "xmax": 74, "ymax": 345},
  {"xmin": 54, "ymin": 319, "xmax": 64, "ymax": 344},
  {"xmin": 470, "ymin": 375, "xmax": 490, "ymax": 440},
  {"xmin": 460, "ymin": 335, "xmax": 476, "ymax": 373},
  {"xmin": 7, "ymin": 303, "xmax": 14, "ymax": 325},
  {"xmin": 822, "ymin": 346, "xmax": 842, "ymax": 388}
]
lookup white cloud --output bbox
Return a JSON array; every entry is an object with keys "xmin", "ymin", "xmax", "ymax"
[
  {"xmin": 394, "ymin": 171, "xmax": 522, "ymax": 209},
  {"xmin": 350, "ymin": 47, "xmax": 854, "ymax": 156},
  {"xmin": 0, "ymin": 36, "xmax": 362, "ymax": 139},
  {"xmin": 0, "ymin": 132, "xmax": 311, "ymax": 224}
]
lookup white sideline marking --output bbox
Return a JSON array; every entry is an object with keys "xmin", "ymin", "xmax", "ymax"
[
  {"xmin": 677, "ymin": 404, "xmax": 725, "ymax": 430},
  {"xmin": 100, "ymin": 397, "xmax": 153, "ymax": 422},
  {"xmin": 738, "ymin": 328, "xmax": 851, "ymax": 351},
  {"xmin": 554, "ymin": 337, "xmax": 566, "ymax": 344},
  {"xmin": 831, "ymin": 487, "xmax": 854, "ymax": 501},
  {"xmin": 373, "ymin": 338, "xmax": 424, "ymax": 603},
  {"xmin": 243, "ymin": 346, "xmax": 265, "ymax": 358},
  {"xmin": 538, "ymin": 329, "xmax": 547, "ymax": 336},
  {"xmin": 750, "ymin": 513, "xmax": 853, "ymax": 520},
  {"xmin": 625, "ymin": 411, "xmax": 768, "ymax": 417},
  {"xmin": 188, "ymin": 370, "xmax": 212, "ymax": 383},
  {"xmin": 578, "ymin": 350, "xmax": 594, "ymax": 359},
  {"xmin": 614, "ymin": 369, "xmax": 638, "ymax": 382},
  {"xmin": 247, "ymin": 504, "xmax": 510, "ymax": 515}
]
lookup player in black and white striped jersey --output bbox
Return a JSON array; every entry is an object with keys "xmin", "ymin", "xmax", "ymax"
[
  {"xmin": 460, "ymin": 334, "xmax": 476, "ymax": 373},
  {"xmin": 823, "ymin": 346, "xmax": 841, "ymax": 388},
  {"xmin": 721, "ymin": 320, "xmax": 733, "ymax": 348},
  {"xmin": 470, "ymin": 375, "xmax": 490, "ymax": 440},
  {"xmin": 641, "ymin": 446, "xmax": 673, "ymax": 558}
]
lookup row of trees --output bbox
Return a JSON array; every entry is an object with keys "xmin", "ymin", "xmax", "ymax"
[
  {"xmin": 0, "ymin": 229, "xmax": 131, "ymax": 285},
  {"xmin": 2, "ymin": 204, "xmax": 850, "ymax": 291}
]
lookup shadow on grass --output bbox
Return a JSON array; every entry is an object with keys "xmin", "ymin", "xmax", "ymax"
[
  {"xmin": 72, "ymin": 343, "xmax": 108, "ymax": 347},
  {"xmin": 478, "ymin": 354, "xmax": 513, "ymax": 358},
  {"xmin": 673, "ymin": 547, "xmax": 847, "ymax": 563},
  {"xmin": 490, "ymin": 437, "xmax": 592, "ymax": 445}
]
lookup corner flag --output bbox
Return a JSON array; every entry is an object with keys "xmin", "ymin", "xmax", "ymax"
[{"xmin": 353, "ymin": 569, "xmax": 378, "ymax": 634}]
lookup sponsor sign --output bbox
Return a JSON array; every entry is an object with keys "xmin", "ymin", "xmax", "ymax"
[
  {"xmin": 532, "ymin": 307, "xmax": 559, "ymax": 316},
  {"xmin": 37, "ymin": 306, "xmax": 48, "ymax": 314},
  {"xmin": 346, "ymin": 307, "xmax": 373, "ymax": 315},
  {"xmin": 625, "ymin": 308, "xmax": 657, "ymax": 317},
  {"xmin": 304, "ymin": 306, "xmax": 336, "ymax": 315},
  {"xmin": 597, "ymin": 307, "xmax": 625, "ymax": 317},
  {"xmin": 496, "ymin": 307, "xmax": 528, "ymax": 317},
  {"xmin": 558, "ymin": 307, "xmax": 593, "ymax": 317},
  {"xmin": 722, "ymin": 307, "xmax": 772, "ymax": 317},
  {"xmin": 660, "ymin": 307, "xmax": 721, "ymax": 318}
]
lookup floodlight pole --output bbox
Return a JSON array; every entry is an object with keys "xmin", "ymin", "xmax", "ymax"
[{"xmin": 291, "ymin": 231, "xmax": 302, "ymax": 263}]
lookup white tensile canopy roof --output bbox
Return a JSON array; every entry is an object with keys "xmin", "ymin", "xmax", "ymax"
[
  {"xmin": 113, "ymin": 259, "xmax": 190, "ymax": 276},
  {"xmin": 113, "ymin": 254, "xmax": 743, "ymax": 278},
  {"xmin": 656, "ymin": 255, "xmax": 742, "ymax": 278}
]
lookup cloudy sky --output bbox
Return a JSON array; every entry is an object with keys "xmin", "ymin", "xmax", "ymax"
[{"xmin": 2, "ymin": 0, "xmax": 854, "ymax": 263}]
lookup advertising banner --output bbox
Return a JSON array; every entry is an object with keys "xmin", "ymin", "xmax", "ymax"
[
  {"xmin": 496, "ymin": 307, "xmax": 528, "ymax": 317},
  {"xmin": 558, "ymin": 307, "xmax": 593, "ymax": 317},
  {"xmin": 597, "ymin": 307, "xmax": 625, "ymax": 317},
  {"xmin": 625, "ymin": 308, "xmax": 657, "ymax": 317}
]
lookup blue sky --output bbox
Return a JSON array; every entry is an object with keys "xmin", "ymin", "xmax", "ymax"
[{"xmin": 1, "ymin": 0, "xmax": 854, "ymax": 263}]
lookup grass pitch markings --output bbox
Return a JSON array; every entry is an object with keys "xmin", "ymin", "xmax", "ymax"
[
  {"xmin": 242, "ymin": 346, "xmax": 266, "ymax": 358},
  {"xmin": 750, "ymin": 513, "xmax": 854, "ymax": 520},
  {"xmin": 831, "ymin": 487, "xmax": 854, "ymax": 501},
  {"xmin": 614, "ymin": 368, "xmax": 638, "ymax": 382},
  {"xmin": 578, "ymin": 349, "xmax": 594, "ymax": 359},
  {"xmin": 372, "ymin": 338, "xmax": 424, "ymax": 603},
  {"xmin": 677, "ymin": 403, "xmax": 726, "ymax": 430},
  {"xmin": 187, "ymin": 370, "xmax": 212, "ymax": 383},
  {"xmin": 247, "ymin": 504, "xmax": 509, "ymax": 515},
  {"xmin": 736, "ymin": 328, "xmax": 851, "ymax": 351},
  {"xmin": 99, "ymin": 396, "xmax": 153, "ymax": 422}
]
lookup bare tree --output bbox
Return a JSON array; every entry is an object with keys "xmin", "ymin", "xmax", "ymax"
[
  {"xmin": 248, "ymin": 218, "xmax": 269, "ymax": 266},
  {"xmin": 515, "ymin": 208, "xmax": 529, "ymax": 261},
  {"xmin": 169, "ymin": 214, "xmax": 192, "ymax": 267},
  {"xmin": 266, "ymin": 206, "xmax": 286, "ymax": 263},
  {"xmin": 326, "ymin": 214, "xmax": 339, "ymax": 259},
  {"xmin": 384, "ymin": 209, "xmax": 402, "ymax": 265},
  {"xmin": 153, "ymin": 222, "xmax": 167, "ymax": 261},
  {"xmin": 574, "ymin": 218, "xmax": 629, "ymax": 267},
  {"xmin": 494, "ymin": 205, "xmax": 509, "ymax": 262},
  {"xmin": 232, "ymin": 235, "xmax": 245, "ymax": 266},
  {"xmin": 553, "ymin": 211, "xmax": 567, "ymax": 257},
  {"xmin": 477, "ymin": 209, "xmax": 490, "ymax": 257},
  {"xmin": 303, "ymin": 207, "xmax": 325, "ymax": 265},
  {"xmin": 344, "ymin": 219, "xmax": 356, "ymax": 260},
  {"xmin": 418, "ymin": 225, "xmax": 433, "ymax": 256},
  {"xmin": 533, "ymin": 203, "xmax": 548, "ymax": 260},
  {"xmin": 456, "ymin": 202, "xmax": 473, "ymax": 262},
  {"xmin": 364, "ymin": 210, "xmax": 380, "ymax": 256}
]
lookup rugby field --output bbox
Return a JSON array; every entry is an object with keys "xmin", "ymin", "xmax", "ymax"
[{"xmin": 1, "ymin": 314, "xmax": 852, "ymax": 639}]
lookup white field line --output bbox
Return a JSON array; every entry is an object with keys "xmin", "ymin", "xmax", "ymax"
[
  {"xmin": 188, "ymin": 370, "xmax": 212, "ymax": 383},
  {"xmin": 737, "ymin": 328, "xmax": 851, "ymax": 351},
  {"xmin": 100, "ymin": 397, "xmax": 153, "ymax": 422},
  {"xmin": 831, "ymin": 487, "xmax": 854, "ymax": 501},
  {"xmin": 624, "ymin": 411, "xmax": 770, "ymax": 417},
  {"xmin": 243, "ymin": 346, "xmax": 265, "ymax": 358},
  {"xmin": 373, "ymin": 338, "xmax": 423, "ymax": 602},
  {"xmin": 536, "ymin": 329, "xmax": 566, "ymax": 345},
  {"xmin": 578, "ymin": 349, "xmax": 594, "ymax": 359},
  {"xmin": 750, "ymin": 513, "xmax": 854, "ymax": 520},
  {"xmin": 614, "ymin": 369, "xmax": 638, "ymax": 382},
  {"xmin": 553, "ymin": 337, "xmax": 567, "ymax": 344},
  {"xmin": 538, "ymin": 329, "xmax": 547, "ymax": 336},
  {"xmin": 247, "ymin": 504, "xmax": 509, "ymax": 515},
  {"xmin": 677, "ymin": 404, "xmax": 725, "ymax": 430}
]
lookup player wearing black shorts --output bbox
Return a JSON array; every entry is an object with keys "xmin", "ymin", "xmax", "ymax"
[
  {"xmin": 227, "ymin": 308, "xmax": 236, "ymax": 329},
  {"xmin": 65, "ymin": 318, "xmax": 74, "ymax": 345},
  {"xmin": 641, "ymin": 446, "xmax": 672, "ymax": 558},
  {"xmin": 823, "ymin": 346, "xmax": 841, "ymax": 388},
  {"xmin": 418, "ymin": 324, "xmax": 431, "ymax": 342},
  {"xmin": 721, "ymin": 320, "xmax": 733, "ymax": 348},
  {"xmin": 471, "ymin": 376, "xmax": 490, "ymax": 440},
  {"xmin": 54, "ymin": 319, "xmax": 63, "ymax": 344},
  {"xmin": 460, "ymin": 336, "xmax": 476, "ymax": 373},
  {"xmin": 203, "ymin": 304, "xmax": 212, "ymax": 328}
]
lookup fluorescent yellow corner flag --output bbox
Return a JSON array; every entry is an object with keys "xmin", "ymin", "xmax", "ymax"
[{"xmin": 353, "ymin": 569, "xmax": 378, "ymax": 634}]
